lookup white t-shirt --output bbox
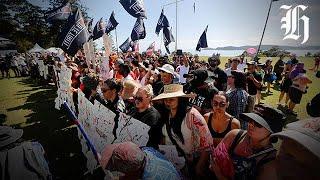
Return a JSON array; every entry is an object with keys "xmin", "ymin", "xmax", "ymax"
[
  {"xmin": 238, "ymin": 63, "xmax": 246, "ymax": 72},
  {"xmin": 177, "ymin": 65, "xmax": 189, "ymax": 84},
  {"xmin": 225, "ymin": 67, "xmax": 240, "ymax": 76}
]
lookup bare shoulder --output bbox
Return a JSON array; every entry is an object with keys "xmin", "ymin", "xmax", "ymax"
[
  {"xmin": 203, "ymin": 112, "xmax": 211, "ymax": 123},
  {"xmin": 231, "ymin": 117, "xmax": 241, "ymax": 129},
  {"xmin": 221, "ymin": 129, "xmax": 241, "ymax": 148}
]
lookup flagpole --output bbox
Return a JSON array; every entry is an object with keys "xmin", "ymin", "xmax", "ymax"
[
  {"xmin": 115, "ymin": 28, "xmax": 119, "ymax": 53},
  {"xmin": 256, "ymin": 0, "xmax": 274, "ymax": 61},
  {"xmin": 175, "ymin": 0, "xmax": 178, "ymax": 52}
]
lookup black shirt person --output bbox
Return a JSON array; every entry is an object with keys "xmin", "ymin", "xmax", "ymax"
[
  {"xmin": 129, "ymin": 85, "xmax": 162, "ymax": 149},
  {"xmin": 245, "ymin": 61, "xmax": 262, "ymax": 96},
  {"xmin": 207, "ymin": 54, "xmax": 227, "ymax": 91}
]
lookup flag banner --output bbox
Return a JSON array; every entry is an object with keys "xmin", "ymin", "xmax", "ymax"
[
  {"xmin": 105, "ymin": 11, "xmax": 119, "ymax": 34},
  {"xmin": 46, "ymin": 2, "xmax": 71, "ymax": 22},
  {"xmin": 132, "ymin": 41, "xmax": 139, "ymax": 52},
  {"xmin": 119, "ymin": 37, "xmax": 132, "ymax": 52},
  {"xmin": 92, "ymin": 18, "xmax": 106, "ymax": 40},
  {"xmin": 196, "ymin": 25, "xmax": 208, "ymax": 51},
  {"xmin": 131, "ymin": 18, "xmax": 146, "ymax": 41},
  {"xmin": 86, "ymin": 18, "xmax": 94, "ymax": 33},
  {"xmin": 119, "ymin": 0, "xmax": 147, "ymax": 19},
  {"xmin": 59, "ymin": 9, "xmax": 90, "ymax": 56},
  {"xmin": 163, "ymin": 27, "xmax": 174, "ymax": 54},
  {"xmin": 146, "ymin": 41, "xmax": 155, "ymax": 51},
  {"xmin": 155, "ymin": 9, "xmax": 169, "ymax": 35}
]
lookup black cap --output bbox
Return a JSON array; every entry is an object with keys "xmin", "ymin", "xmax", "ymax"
[{"xmin": 240, "ymin": 104, "xmax": 286, "ymax": 133}]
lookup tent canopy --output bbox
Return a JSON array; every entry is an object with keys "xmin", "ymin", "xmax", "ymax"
[
  {"xmin": 28, "ymin": 43, "xmax": 46, "ymax": 53},
  {"xmin": 46, "ymin": 47, "xmax": 63, "ymax": 54}
]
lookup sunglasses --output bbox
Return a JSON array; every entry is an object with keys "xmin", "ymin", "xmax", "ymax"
[
  {"xmin": 134, "ymin": 96, "xmax": 144, "ymax": 102},
  {"xmin": 212, "ymin": 100, "xmax": 227, "ymax": 107},
  {"xmin": 248, "ymin": 119, "xmax": 263, "ymax": 128}
]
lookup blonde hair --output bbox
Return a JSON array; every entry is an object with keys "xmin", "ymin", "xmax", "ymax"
[{"xmin": 139, "ymin": 84, "xmax": 154, "ymax": 97}]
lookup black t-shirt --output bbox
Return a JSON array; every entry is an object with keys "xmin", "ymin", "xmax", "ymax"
[
  {"xmin": 208, "ymin": 68, "xmax": 227, "ymax": 91},
  {"xmin": 246, "ymin": 71, "xmax": 263, "ymax": 95},
  {"xmin": 130, "ymin": 106, "xmax": 163, "ymax": 149},
  {"xmin": 184, "ymin": 82, "xmax": 218, "ymax": 114}
]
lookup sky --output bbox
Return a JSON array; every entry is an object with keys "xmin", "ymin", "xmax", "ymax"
[{"xmin": 31, "ymin": 0, "xmax": 320, "ymax": 52}]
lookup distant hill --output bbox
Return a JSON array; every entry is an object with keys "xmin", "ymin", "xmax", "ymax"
[{"xmin": 214, "ymin": 45, "xmax": 320, "ymax": 50}]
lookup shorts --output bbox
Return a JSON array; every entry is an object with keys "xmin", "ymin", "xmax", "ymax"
[
  {"xmin": 288, "ymin": 86, "xmax": 303, "ymax": 104},
  {"xmin": 280, "ymin": 78, "xmax": 292, "ymax": 93}
]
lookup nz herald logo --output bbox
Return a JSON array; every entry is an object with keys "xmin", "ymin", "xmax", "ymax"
[{"xmin": 280, "ymin": 5, "xmax": 309, "ymax": 44}]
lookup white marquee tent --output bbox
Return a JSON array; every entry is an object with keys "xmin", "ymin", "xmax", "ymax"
[{"xmin": 28, "ymin": 43, "xmax": 46, "ymax": 53}]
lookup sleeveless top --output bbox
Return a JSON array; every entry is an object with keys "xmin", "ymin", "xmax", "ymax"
[{"xmin": 208, "ymin": 113, "xmax": 233, "ymax": 138}]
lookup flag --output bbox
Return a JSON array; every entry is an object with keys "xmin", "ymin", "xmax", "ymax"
[
  {"xmin": 86, "ymin": 18, "xmax": 94, "ymax": 33},
  {"xmin": 146, "ymin": 41, "xmax": 155, "ymax": 51},
  {"xmin": 106, "ymin": 11, "xmax": 119, "ymax": 34},
  {"xmin": 119, "ymin": 37, "xmax": 132, "ymax": 52},
  {"xmin": 193, "ymin": 2, "xmax": 196, "ymax": 13},
  {"xmin": 46, "ymin": 2, "xmax": 72, "ymax": 22},
  {"xmin": 92, "ymin": 18, "xmax": 106, "ymax": 40},
  {"xmin": 146, "ymin": 41, "xmax": 155, "ymax": 55},
  {"xmin": 131, "ymin": 41, "xmax": 139, "ymax": 52},
  {"xmin": 59, "ymin": 9, "xmax": 90, "ymax": 56},
  {"xmin": 119, "ymin": 0, "xmax": 147, "ymax": 19},
  {"xmin": 196, "ymin": 25, "xmax": 208, "ymax": 51},
  {"xmin": 155, "ymin": 9, "xmax": 169, "ymax": 35},
  {"xmin": 131, "ymin": 18, "xmax": 146, "ymax": 41},
  {"xmin": 163, "ymin": 27, "xmax": 174, "ymax": 54}
]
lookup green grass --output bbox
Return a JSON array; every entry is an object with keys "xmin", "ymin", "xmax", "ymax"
[
  {"xmin": 199, "ymin": 56, "xmax": 320, "ymax": 122},
  {"xmin": 0, "ymin": 76, "xmax": 88, "ymax": 179}
]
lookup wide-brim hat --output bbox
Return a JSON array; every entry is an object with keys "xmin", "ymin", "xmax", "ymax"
[
  {"xmin": 271, "ymin": 117, "xmax": 320, "ymax": 159},
  {"xmin": 152, "ymin": 84, "xmax": 195, "ymax": 101},
  {"xmin": 0, "ymin": 126, "xmax": 23, "ymax": 148}
]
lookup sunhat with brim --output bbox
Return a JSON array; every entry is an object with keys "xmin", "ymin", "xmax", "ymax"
[
  {"xmin": 157, "ymin": 64, "xmax": 175, "ymax": 75},
  {"xmin": 152, "ymin": 84, "xmax": 195, "ymax": 101},
  {"xmin": 271, "ymin": 117, "xmax": 320, "ymax": 159},
  {"xmin": 240, "ymin": 104, "xmax": 286, "ymax": 133},
  {"xmin": 0, "ymin": 126, "xmax": 23, "ymax": 148},
  {"xmin": 100, "ymin": 142, "xmax": 145, "ymax": 173}
]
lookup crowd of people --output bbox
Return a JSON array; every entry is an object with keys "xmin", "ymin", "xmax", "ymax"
[{"xmin": 3, "ymin": 49, "xmax": 319, "ymax": 179}]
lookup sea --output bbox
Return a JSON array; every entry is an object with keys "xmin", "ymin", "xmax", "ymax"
[{"xmin": 192, "ymin": 50, "xmax": 320, "ymax": 57}]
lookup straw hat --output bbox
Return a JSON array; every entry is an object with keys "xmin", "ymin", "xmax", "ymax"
[{"xmin": 152, "ymin": 84, "xmax": 195, "ymax": 101}]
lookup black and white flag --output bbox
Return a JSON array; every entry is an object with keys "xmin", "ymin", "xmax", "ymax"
[
  {"xmin": 155, "ymin": 9, "xmax": 169, "ymax": 35},
  {"xmin": 59, "ymin": 9, "xmax": 90, "ymax": 56},
  {"xmin": 92, "ymin": 18, "xmax": 106, "ymax": 40},
  {"xmin": 105, "ymin": 11, "xmax": 119, "ymax": 34},
  {"xmin": 196, "ymin": 25, "xmax": 208, "ymax": 51},
  {"xmin": 119, "ymin": 0, "xmax": 147, "ymax": 19},
  {"xmin": 119, "ymin": 37, "xmax": 132, "ymax": 52},
  {"xmin": 46, "ymin": 2, "xmax": 72, "ymax": 22},
  {"xmin": 163, "ymin": 27, "xmax": 175, "ymax": 54},
  {"xmin": 131, "ymin": 18, "xmax": 146, "ymax": 41}
]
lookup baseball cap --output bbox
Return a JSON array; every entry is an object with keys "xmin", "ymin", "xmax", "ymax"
[{"xmin": 240, "ymin": 104, "xmax": 286, "ymax": 133}]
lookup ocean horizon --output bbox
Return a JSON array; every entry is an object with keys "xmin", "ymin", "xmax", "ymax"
[{"xmin": 190, "ymin": 49, "xmax": 320, "ymax": 57}]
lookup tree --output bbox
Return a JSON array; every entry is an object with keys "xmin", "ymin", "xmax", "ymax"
[{"xmin": 0, "ymin": 0, "xmax": 91, "ymax": 52}]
